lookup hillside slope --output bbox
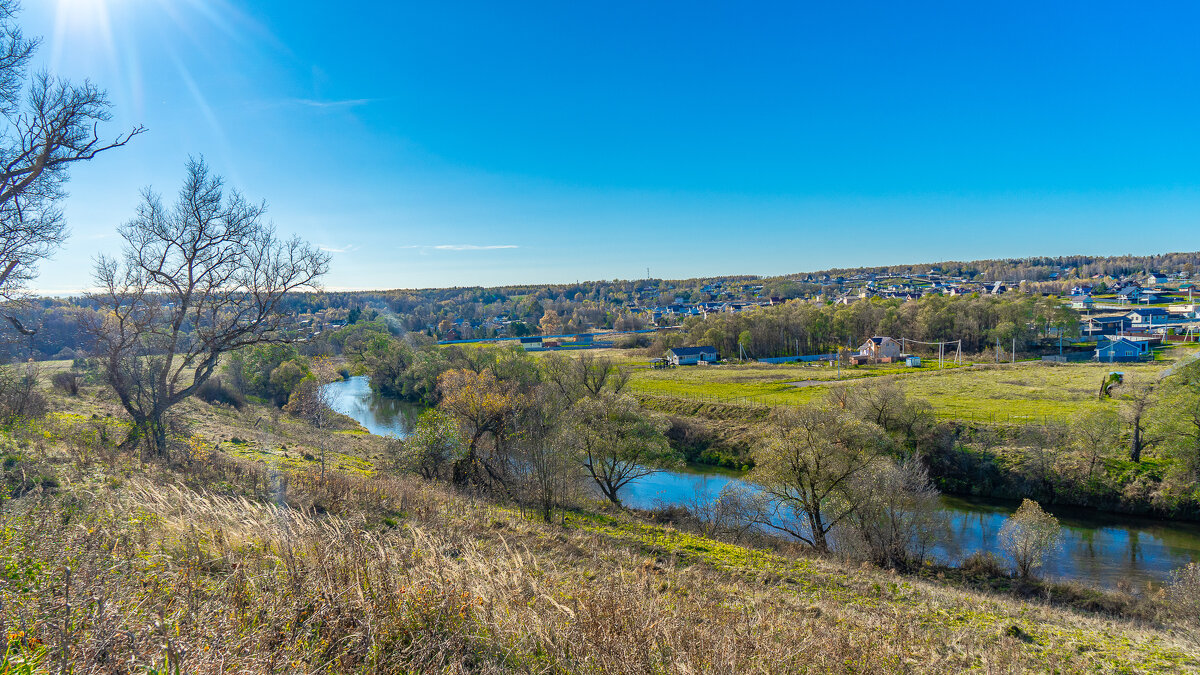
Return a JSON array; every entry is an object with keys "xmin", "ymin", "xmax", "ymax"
[{"xmin": 1, "ymin": 394, "xmax": 1197, "ymax": 673}]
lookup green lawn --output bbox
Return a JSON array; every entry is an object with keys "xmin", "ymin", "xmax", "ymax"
[{"xmin": 628, "ymin": 347, "xmax": 1197, "ymax": 423}]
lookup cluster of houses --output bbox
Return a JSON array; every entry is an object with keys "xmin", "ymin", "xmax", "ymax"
[
  {"xmin": 1081, "ymin": 305, "xmax": 1200, "ymax": 361},
  {"xmin": 629, "ymin": 298, "xmax": 780, "ymax": 323}
]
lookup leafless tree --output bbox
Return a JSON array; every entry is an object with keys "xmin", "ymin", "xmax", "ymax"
[
  {"xmin": 1120, "ymin": 380, "xmax": 1158, "ymax": 463},
  {"xmin": 0, "ymin": 1, "xmax": 143, "ymax": 299},
  {"xmin": 90, "ymin": 158, "xmax": 329, "ymax": 456},
  {"xmin": 542, "ymin": 351, "xmax": 629, "ymax": 402}
]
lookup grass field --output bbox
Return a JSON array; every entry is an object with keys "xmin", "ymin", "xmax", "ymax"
[
  {"xmin": 4, "ymin": 384, "xmax": 1199, "ymax": 672},
  {"xmin": 627, "ymin": 345, "xmax": 1200, "ymax": 423}
]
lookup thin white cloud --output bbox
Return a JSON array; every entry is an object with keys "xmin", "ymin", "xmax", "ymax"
[
  {"xmin": 398, "ymin": 244, "xmax": 519, "ymax": 251},
  {"xmin": 291, "ymin": 98, "xmax": 374, "ymax": 109},
  {"xmin": 320, "ymin": 244, "xmax": 358, "ymax": 254}
]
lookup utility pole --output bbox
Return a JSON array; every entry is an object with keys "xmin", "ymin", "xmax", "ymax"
[{"xmin": 1012, "ymin": 337, "xmax": 1016, "ymax": 364}]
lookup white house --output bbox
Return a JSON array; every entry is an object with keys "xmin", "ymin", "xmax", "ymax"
[{"xmin": 1127, "ymin": 308, "xmax": 1171, "ymax": 327}]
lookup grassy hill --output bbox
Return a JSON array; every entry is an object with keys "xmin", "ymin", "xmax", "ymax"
[
  {"xmin": 1, "ymin": 380, "xmax": 1199, "ymax": 672},
  {"xmin": 625, "ymin": 348, "xmax": 1199, "ymax": 423}
]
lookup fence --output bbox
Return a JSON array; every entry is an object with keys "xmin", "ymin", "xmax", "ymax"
[{"xmin": 756, "ymin": 353, "xmax": 837, "ymax": 364}]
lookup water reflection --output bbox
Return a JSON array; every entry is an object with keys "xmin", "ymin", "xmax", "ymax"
[
  {"xmin": 328, "ymin": 376, "xmax": 1200, "ymax": 588},
  {"xmin": 625, "ymin": 470, "xmax": 1200, "ymax": 588},
  {"xmin": 323, "ymin": 376, "xmax": 422, "ymax": 438}
]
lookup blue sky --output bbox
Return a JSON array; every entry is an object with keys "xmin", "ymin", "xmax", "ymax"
[{"xmin": 24, "ymin": 1, "xmax": 1200, "ymax": 292}]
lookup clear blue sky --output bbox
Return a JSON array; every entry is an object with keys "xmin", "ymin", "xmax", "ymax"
[{"xmin": 25, "ymin": 1, "xmax": 1200, "ymax": 292}]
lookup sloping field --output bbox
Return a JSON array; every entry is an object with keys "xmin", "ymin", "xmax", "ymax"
[{"xmin": 628, "ymin": 347, "xmax": 1199, "ymax": 423}]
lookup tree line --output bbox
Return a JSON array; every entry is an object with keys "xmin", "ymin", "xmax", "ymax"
[{"xmin": 673, "ymin": 293, "xmax": 1079, "ymax": 359}]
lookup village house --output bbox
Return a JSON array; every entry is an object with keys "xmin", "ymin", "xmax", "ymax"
[
  {"xmin": 1095, "ymin": 337, "xmax": 1150, "ymax": 362},
  {"xmin": 1117, "ymin": 286, "xmax": 1142, "ymax": 303},
  {"xmin": 667, "ymin": 346, "xmax": 719, "ymax": 366},
  {"xmin": 858, "ymin": 336, "xmax": 903, "ymax": 361},
  {"xmin": 1082, "ymin": 315, "xmax": 1130, "ymax": 337},
  {"xmin": 1127, "ymin": 307, "xmax": 1171, "ymax": 327}
]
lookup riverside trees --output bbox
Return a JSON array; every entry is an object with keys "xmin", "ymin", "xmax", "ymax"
[
  {"xmin": 751, "ymin": 402, "xmax": 889, "ymax": 552},
  {"xmin": 392, "ymin": 349, "xmax": 677, "ymax": 515}
]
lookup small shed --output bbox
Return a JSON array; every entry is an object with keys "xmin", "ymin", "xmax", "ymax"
[{"xmin": 905, "ymin": 355, "xmax": 922, "ymax": 368}]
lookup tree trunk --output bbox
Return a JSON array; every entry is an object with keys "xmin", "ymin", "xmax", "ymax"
[
  {"xmin": 1130, "ymin": 418, "xmax": 1143, "ymax": 463},
  {"xmin": 807, "ymin": 507, "xmax": 828, "ymax": 552}
]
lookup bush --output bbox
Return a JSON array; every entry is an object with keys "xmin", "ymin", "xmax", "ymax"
[
  {"xmin": 196, "ymin": 377, "xmax": 246, "ymax": 410},
  {"xmin": 51, "ymin": 371, "xmax": 82, "ymax": 396},
  {"xmin": 961, "ymin": 551, "xmax": 1008, "ymax": 578},
  {"xmin": 998, "ymin": 499, "xmax": 1061, "ymax": 578},
  {"xmin": 0, "ymin": 363, "xmax": 46, "ymax": 424},
  {"xmin": 1165, "ymin": 562, "xmax": 1200, "ymax": 621}
]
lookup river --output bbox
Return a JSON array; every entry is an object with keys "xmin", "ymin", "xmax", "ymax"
[{"xmin": 325, "ymin": 376, "xmax": 1200, "ymax": 588}]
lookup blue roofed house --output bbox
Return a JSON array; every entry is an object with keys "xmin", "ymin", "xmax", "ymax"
[
  {"xmin": 1082, "ymin": 314, "xmax": 1130, "ymax": 337},
  {"xmin": 1127, "ymin": 307, "xmax": 1171, "ymax": 328},
  {"xmin": 1117, "ymin": 286, "xmax": 1142, "ymax": 303},
  {"xmin": 1095, "ymin": 337, "xmax": 1150, "ymax": 362},
  {"xmin": 667, "ymin": 346, "xmax": 719, "ymax": 366}
]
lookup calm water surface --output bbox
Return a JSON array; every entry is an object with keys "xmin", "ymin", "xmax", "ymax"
[
  {"xmin": 323, "ymin": 375, "xmax": 422, "ymax": 437},
  {"xmin": 326, "ymin": 376, "xmax": 1200, "ymax": 588}
]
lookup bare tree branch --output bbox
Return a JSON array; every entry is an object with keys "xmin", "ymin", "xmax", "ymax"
[
  {"xmin": 0, "ymin": 1, "xmax": 143, "ymax": 301},
  {"xmin": 89, "ymin": 158, "xmax": 330, "ymax": 456}
]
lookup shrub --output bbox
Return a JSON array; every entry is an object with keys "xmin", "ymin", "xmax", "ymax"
[
  {"xmin": 998, "ymin": 499, "xmax": 1061, "ymax": 578},
  {"xmin": 0, "ymin": 363, "xmax": 46, "ymax": 424},
  {"xmin": 961, "ymin": 551, "xmax": 1008, "ymax": 578},
  {"xmin": 195, "ymin": 377, "xmax": 245, "ymax": 410},
  {"xmin": 1165, "ymin": 562, "xmax": 1200, "ymax": 620},
  {"xmin": 51, "ymin": 371, "xmax": 82, "ymax": 396}
]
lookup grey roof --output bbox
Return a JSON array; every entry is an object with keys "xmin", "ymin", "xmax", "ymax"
[{"xmin": 669, "ymin": 346, "xmax": 718, "ymax": 356}]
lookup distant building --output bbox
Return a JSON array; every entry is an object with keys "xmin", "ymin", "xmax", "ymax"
[
  {"xmin": 1082, "ymin": 315, "xmax": 1130, "ymax": 337},
  {"xmin": 1117, "ymin": 286, "xmax": 1142, "ymax": 303},
  {"xmin": 858, "ymin": 336, "xmax": 903, "ymax": 361},
  {"xmin": 1127, "ymin": 308, "xmax": 1171, "ymax": 327},
  {"xmin": 1095, "ymin": 337, "xmax": 1150, "ymax": 362},
  {"xmin": 667, "ymin": 346, "xmax": 719, "ymax": 366},
  {"xmin": 1147, "ymin": 273, "xmax": 1170, "ymax": 286}
]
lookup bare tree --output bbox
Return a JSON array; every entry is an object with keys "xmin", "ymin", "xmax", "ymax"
[
  {"xmin": 843, "ymin": 456, "xmax": 949, "ymax": 569},
  {"xmin": 90, "ymin": 159, "xmax": 329, "ymax": 456},
  {"xmin": 0, "ymin": 0, "xmax": 143, "ymax": 299},
  {"xmin": 542, "ymin": 351, "xmax": 629, "ymax": 402},
  {"xmin": 1120, "ymin": 380, "xmax": 1158, "ymax": 463},
  {"xmin": 1070, "ymin": 409, "xmax": 1120, "ymax": 481},
  {"xmin": 511, "ymin": 386, "xmax": 581, "ymax": 523}
]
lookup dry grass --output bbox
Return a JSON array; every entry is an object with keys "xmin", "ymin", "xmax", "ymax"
[{"xmin": 1, "ymin": 393, "xmax": 1199, "ymax": 672}]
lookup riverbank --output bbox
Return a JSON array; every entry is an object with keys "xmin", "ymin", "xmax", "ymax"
[
  {"xmin": 326, "ymin": 376, "xmax": 1200, "ymax": 589},
  {"xmin": 6, "ymin": 393, "xmax": 1200, "ymax": 672}
]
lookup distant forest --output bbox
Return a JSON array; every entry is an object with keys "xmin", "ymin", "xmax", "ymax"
[
  {"xmin": 795, "ymin": 251, "xmax": 1200, "ymax": 283},
  {"xmin": 5, "ymin": 251, "xmax": 1196, "ymax": 361}
]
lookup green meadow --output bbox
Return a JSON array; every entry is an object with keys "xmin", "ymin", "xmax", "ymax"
[{"xmin": 627, "ymin": 345, "xmax": 1199, "ymax": 423}]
